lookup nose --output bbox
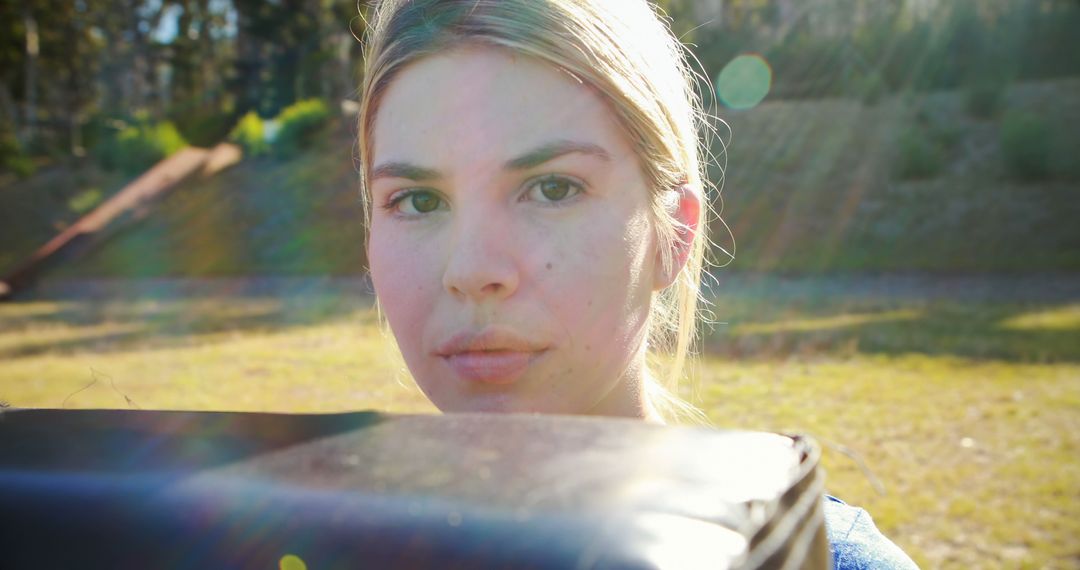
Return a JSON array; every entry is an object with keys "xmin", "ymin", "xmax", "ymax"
[{"xmin": 442, "ymin": 210, "xmax": 520, "ymax": 302}]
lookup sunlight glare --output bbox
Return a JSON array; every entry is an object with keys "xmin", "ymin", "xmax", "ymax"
[
  {"xmin": 279, "ymin": 554, "xmax": 307, "ymax": 570},
  {"xmin": 716, "ymin": 54, "xmax": 772, "ymax": 110},
  {"xmin": 999, "ymin": 305, "xmax": 1080, "ymax": 331}
]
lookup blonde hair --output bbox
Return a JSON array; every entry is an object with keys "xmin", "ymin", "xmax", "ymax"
[{"xmin": 358, "ymin": 0, "xmax": 721, "ymax": 424}]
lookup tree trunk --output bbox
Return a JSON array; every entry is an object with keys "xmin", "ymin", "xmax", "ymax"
[
  {"xmin": 22, "ymin": 5, "xmax": 39, "ymax": 145},
  {"xmin": 196, "ymin": 0, "xmax": 215, "ymax": 111},
  {"xmin": 233, "ymin": 0, "xmax": 262, "ymax": 115},
  {"xmin": 129, "ymin": 0, "xmax": 147, "ymax": 114},
  {"xmin": 0, "ymin": 85, "xmax": 19, "ymax": 138}
]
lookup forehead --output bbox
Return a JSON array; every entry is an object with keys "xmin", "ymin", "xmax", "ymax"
[{"xmin": 371, "ymin": 46, "xmax": 633, "ymax": 167}]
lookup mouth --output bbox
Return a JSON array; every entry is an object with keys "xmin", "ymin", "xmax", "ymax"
[
  {"xmin": 441, "ymin": 349, "xmax": 546, "ymax": 385},
  {"xmin": 435, "ymin": 328, "xmax": 549, "ymax": 385}
]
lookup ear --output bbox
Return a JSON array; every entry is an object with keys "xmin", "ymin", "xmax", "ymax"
[{"xmin": 652, "ymin": 184, "xmax": 701, "ymax": 291}]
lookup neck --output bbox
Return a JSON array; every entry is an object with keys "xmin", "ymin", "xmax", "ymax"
[{"xmin": 585, "ymin": 351, "xmax": 666, "ymax": 425}]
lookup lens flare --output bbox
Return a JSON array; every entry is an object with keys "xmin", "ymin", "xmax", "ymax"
[
  {"xmin": 716, "ymin": 54, "xmax": 772, "ymax": 111},
  {"xmin": 279, "ymin": 554, "xmax": 307, "ymax": 570}
]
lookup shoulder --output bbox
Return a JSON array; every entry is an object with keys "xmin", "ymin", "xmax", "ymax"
[{"xmin": 824, "ymin": 496, "xmax": 920, "ymax": 570}]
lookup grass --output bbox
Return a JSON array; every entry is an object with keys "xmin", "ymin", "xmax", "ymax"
[
  {"xmin": 0, "ymin": 120, "xmax": 364, "ymax": 280},
  {"xmin": 0, "ymin": 162, "xmax": 129, "ymax": 275},
  {"xmin": 1, "ymin": 276, "xmax": 1078, "ymax": 569},
  {"xmin": 0, "ymin": 288, "xmax": 425, "ymax": 414},
  {"xmin": 47, "ymin": 133, "xmax": 366, "ymax": 278},
  {"xmin": 713, "ymin": 78, "xmax": 1080, "ymax": 273}
]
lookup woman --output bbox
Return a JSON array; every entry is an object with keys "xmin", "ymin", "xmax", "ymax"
[{"xmin": 358, "ymin": 0, "xmax": 917, "ymax": 567}]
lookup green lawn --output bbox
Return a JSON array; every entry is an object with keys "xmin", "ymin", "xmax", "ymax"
[{"xmin": 1, "ymin": 277, "xmax": 1078, "ymax": 569}]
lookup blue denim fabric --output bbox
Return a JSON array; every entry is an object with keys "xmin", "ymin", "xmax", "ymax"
[{"xmin": 825, "ymin": 496, "xmax": 919, "ymax": 569}]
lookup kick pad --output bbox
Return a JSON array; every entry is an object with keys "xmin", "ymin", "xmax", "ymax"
[{"xmin": 0, "ymin": 409, "xmax": 830, "ymax": 569}]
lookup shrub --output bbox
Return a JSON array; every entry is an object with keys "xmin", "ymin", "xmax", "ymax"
[
  {"xmin": 93, "ymin": 131, "xmax": 121, "ymax": 171},
  {"xmin": 228, "ymin": 111, "xmax": 269, "ymax": 157},
  {"xmin": 118, "ymin": 120, "xmax": 187, "ymax": 173},
  {"xmin": 929, "ymin": 121, "xmax": 964, "ymax": 151},
  {"xmin": 5, "ymin": 154, "xmax": 35, "ymax": 178},
  {"xmin": 893, "ymin": 128, "xmax": 945, "ymax": 180},
  {"xmin": 1050, "ymin": 126, "xmax": 1080, "ymax": 180},
  {"xmin": 172, "ymin": 108, "xmax": 237, "ymax": 147},
  {"xmin": 0, "ymin": 128, "xmax": 35, "ymax": 178},
  {"xmin": 80, "ymin": 113, "xmax": 112, "ymax": 153},
  {"xmin": 109, "ymin": 119, "xmax": 188, "ymax": 175},
  {"xmin": 67, "ymin": 188, "xmax": 104, "ymax": 214},
  {"xmin": 964, "ymin": 81, "xmax": 1005, "ymax": 119},
  {"xmin": 272, "ymin": 99, "xmax": 331, "ymax": 158},
  {"xmin": 1000, "ymin": 112, "xmax": 1051, "ymax": 181},
  {"xmin": 855, "ymin": 71, "xmax": 888, "ymax": 106}
]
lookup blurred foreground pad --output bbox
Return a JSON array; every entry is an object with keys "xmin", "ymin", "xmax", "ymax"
[{"xmin": 0, "ymin": 409, "xmax": 829, "ymax": 569}]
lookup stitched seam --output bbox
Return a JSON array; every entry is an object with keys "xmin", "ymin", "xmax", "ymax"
[{"xmin": 842, "ymin": 509, "xmax": 865, "ymax": 542}]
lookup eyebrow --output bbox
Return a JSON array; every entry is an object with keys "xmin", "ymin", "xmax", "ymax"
[
  {"xmin": 370, "ymin": 162, "xmax": 441, "ymax": 182},
  {"xmin": 504, "ymin": 140, "xmax": 612, "ymax": 170},
  {"xmin": 370, "ymin": 140, "xmax": 612, "ymax": 182}
]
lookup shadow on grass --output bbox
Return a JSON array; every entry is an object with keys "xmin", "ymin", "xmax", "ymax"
[
  {"xmin": 0, "ymin": 284, "xmax": 379, "ymax": 360},
  {"xmin": 706, "ymin": 297, "xmax": 1080, "ymax": 363},
  {"xmin": 3, "ymin": 275, "xmax": 1079, "ymax": 363}
]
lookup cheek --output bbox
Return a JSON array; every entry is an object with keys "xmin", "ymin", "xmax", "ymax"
[
  {"xmin": 368, "ymin": 227, "xmax": 439, "ymax": 349},
  {"xmin": 541, "ymin": 208, "xmax": 654, "ymax": 350}
]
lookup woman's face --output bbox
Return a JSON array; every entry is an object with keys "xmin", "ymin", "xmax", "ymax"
[{"xmin": 367, "ymin": 46, "xmax": 665, "ymax": 416}]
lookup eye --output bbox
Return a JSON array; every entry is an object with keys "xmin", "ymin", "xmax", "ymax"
[
  {"xmin": 523, "ymin": 175, "xmax": 584, "ymax": 204},
  {"xmin": 387, "ymin": 189, "xmax": 446, "ymax": 215}
]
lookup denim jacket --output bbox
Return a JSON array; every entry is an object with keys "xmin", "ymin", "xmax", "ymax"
[{"xmin": 825, "ymin": 496, "xmax": 920, "ymax": 569}]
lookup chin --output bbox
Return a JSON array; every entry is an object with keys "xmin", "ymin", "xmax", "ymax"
[{"xmin": 430, "ymin": 391, "xmax": 573, "ymax": 416}]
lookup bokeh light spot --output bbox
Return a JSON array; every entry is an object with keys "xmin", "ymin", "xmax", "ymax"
[
  {"xmin": 280, "ymin": 554, "xmax": 308, "ymax": 570},
  {"xmin": 716, "ymin": 54, "xmax": 772, "ymax": 110}
]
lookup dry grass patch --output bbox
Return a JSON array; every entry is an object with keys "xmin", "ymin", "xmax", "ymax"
[{"xmin": 1, "ymin": 279, "xmax": 1078, "ymax": 568}]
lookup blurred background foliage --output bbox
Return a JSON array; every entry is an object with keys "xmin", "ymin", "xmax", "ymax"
[
  {"xmin": 2, "ymin": 3, "xmax": 1079, "ymax": 568},
  {"xmin": 2, "ymin": 0, "xmax": 1079, "ymax": 277}
]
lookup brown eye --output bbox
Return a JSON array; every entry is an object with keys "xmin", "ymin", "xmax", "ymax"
[
  {"xmin": 390, "ymin": 189, "xmax": 444, "ymax": 215},
  {"xmin": 525, "ymin": 175, "xmax": 583, "ymax": 204},
  {"xmin": 540, "ymin": 178, "xmax": 571, "ymax": 201},
  {"xmin": 410, "ymin": 192, "xmax": 441, "ymax": 213}
]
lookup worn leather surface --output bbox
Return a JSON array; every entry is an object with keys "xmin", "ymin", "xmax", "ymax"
[{"xmin": 0, "ymin": 409, "xmax": 831, "ymax": 569}]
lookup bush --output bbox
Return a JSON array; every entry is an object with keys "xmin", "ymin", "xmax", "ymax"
[
  {"xmin": 272, "ymin": 99, "xmax": 331, "ymax": 158},
  {"xmin": 67, "ymin": 188, "xmax": 104, "ymax": 214},
  {"xmin": 96, "ymin": 116, "xmax": 187, "ymax": 174},
  {"xmin": 5, "ymin": 154, "xmax": 35, "ymax": 178},
  {"xmin": 172, "ymin": 108, "xmax": 237, "ymax": 147},
  {"xmin": 855, "ymin": 71, "xmax": 888, "ymax": 106},
  {"xmin": 1050, "ymin": 126, "xmax": 1080, "ymax": 180},
  {"xmin": 0, "ymin": 128, "xmax": 35, "ymax": 178},
  {"xmin": 892, "ymin": 128, "xmax": 945, "ymax": 180},
  {"xmin": 228, "ymin": 111, "xmax": 269, "ymax": 157},
  {"xmin": 929, "ymin": 121, "xmax": 964, "ymax": 152},
  {"xmin": 1000, "ymin": 112, "xmax": 1051, "ymax": 181},
  {"xmin": 964, "ymin": 81, "xmax": 1005, "ymax": 119},
  {"xmin": 81, "ymin": 113, "xmax": 112, "ymax": 154}
]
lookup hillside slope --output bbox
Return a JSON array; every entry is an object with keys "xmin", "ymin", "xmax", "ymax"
[
  {"xmin": 715, "ymin": 78, "xmax": 1080, "ymax": 273},
  {"xmin": 4, "ymin": 79, "xmax": 1078, "ymax": 280},
  {"xmin": 50, "ymin": 124, "xmax": 368, "ymax": 278},
  {"xmin": 0, "ymin": 165, "xmax": 129, "ymax": 276}
]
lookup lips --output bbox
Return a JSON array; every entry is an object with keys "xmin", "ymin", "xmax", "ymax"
[{"xmin": 435, "ymin": 328, "xmax": 548, "ymax": 385}]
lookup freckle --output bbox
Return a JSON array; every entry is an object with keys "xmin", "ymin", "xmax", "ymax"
[
  {"xmin": 587, "ymin": 300, "xmax": 592, "ymax": 307},
  {"xmin": 585, "ymin": 345, "xmax": 591, "ymax": 351},
  {"xmin": 546, "ymin": 262, "xmax": 553, "ymax": 270}
]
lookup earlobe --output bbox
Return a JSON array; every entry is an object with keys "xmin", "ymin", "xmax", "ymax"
[{"xmin": 653, "ymin": 184, "xmax": 701, "ymax": 291}]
